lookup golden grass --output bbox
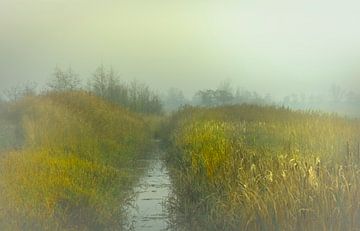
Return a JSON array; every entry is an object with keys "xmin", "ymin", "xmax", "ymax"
[
  {"xmin": 166, "ymin": 105, "xmax": 360, "ymax": 230},
  {"xmin": 0, "ymin": 91, "xmax": 152, "ymax": 230},
  {"xmin": 0, "ymin": 150, "xmax": 129, "ymax": 230}
]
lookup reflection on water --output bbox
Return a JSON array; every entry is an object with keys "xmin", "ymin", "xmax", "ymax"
[{"xmin": 127, "ymin": 156, "xmax": 171, "ymax": 231}]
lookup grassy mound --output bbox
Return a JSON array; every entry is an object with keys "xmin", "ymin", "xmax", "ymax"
[{"xmin": 0, "ymin": 91, "xmax": 152, "ymax": 230}]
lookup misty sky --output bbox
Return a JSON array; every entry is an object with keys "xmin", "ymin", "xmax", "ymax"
[{"xmin": 1, "ymin": 0, "xmax": 360, "ymax": 98}]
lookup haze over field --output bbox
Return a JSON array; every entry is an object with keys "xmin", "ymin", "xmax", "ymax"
[
  {"xmin": 1, "ymin": 0, "xmax": 360, "ymax": 97},
  {"xmin": 1, "ymin": 2, "xmax": 360, "ymax": 230}
]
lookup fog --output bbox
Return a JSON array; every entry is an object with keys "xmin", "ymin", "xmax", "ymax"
[
  {"xmin": 1, "ymin": 2, "xmax": 360, "ymax": 230},
  {"xmin": 1, "ymin": 0, "xmax": 360, "ymax": 98}
]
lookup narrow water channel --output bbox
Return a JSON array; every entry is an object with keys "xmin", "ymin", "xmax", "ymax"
[{"xmin": 127, "ymin": 149, "xmax": 172, "ymax": 231}]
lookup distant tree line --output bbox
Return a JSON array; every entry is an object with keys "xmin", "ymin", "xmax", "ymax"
[
  {"xmin": 281, "ymin": 84, "xmax": 360, "ymax": 117},
  {"xmin": 192, "ymin": 88, "xmax": 272, "ymax": 107},
  {"xmin": 87, "ymin": 66, "xmax": 162, "ymax": 114},
  {"xmin": 48, "ymin": 65, "xmax": 163, "ymax": 114},
  {"xmin": 1, "ymin": 65, "xmax": 163, "ymax": 115},
  {"xmin": 2, "ymin": 70, "xmax": 359, "ymax": 117},
  {"xmin": 163, "ymin": 81, "xmax": 273, "ymax": 111},
  {"xmin": 162, "ymin": 82, "xmax": 359, "ymax": 117}
]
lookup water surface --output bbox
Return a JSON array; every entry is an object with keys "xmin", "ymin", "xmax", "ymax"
[{"xmin": 127, "ymin": 153, "xmax": 172, "ymax": 231}]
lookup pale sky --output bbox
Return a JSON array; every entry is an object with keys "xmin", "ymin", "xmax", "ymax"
[{"xmin": 1, "ymin": 0, "xmax": 360, "ymax": 97}]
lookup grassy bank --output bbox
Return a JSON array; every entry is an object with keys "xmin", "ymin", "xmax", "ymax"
[
  {"xmin": 0, "ymin": 91, "xmax": 153, "ymax": 230},
  {"xmin": 165, "ymin": 105, "xmax": 360, "ymax": 230}
]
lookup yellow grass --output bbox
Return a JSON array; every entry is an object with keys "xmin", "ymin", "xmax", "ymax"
[
  {"xmin": 166, "ymin": 105, "xmax": 360, "ymax": 230},
  {"xmin": 0, "ymin": 91, "xmax": 152, "ymax": 230}
]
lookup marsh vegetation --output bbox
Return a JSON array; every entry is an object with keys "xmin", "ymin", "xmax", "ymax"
[
  {"xmin": 0, "ymin": 68, "xmax": 359, "ymax": 230},
  {"xmin": 164, "ymin": 105, "xmax": 360, "ymax": 230},
  {"xmin": 2, "ymin": 1, "xmax": 360, "ymax": 230}
]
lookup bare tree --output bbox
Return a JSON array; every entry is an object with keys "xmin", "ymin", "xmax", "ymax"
[
  {"xmin": 330, "ymin": 84, "xmax": 346, "ymax": 102},
  {"xmin": 164, "ymin": 88, "xmax": 187, "ymax": 111},
  {"xmin": 47, "ymin": 66, "xmax": 80, "ymax": 92},
  {"xmin": 88, "ymin": 66, "xmax": 162, "ymax": 114},
  {"xmin": 3, "ymin": 82, "xmax": 37, "ymax": 102},
  {"xmin": 195, "ymin": 90, "xmax": 216, "ymax": 107}
]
